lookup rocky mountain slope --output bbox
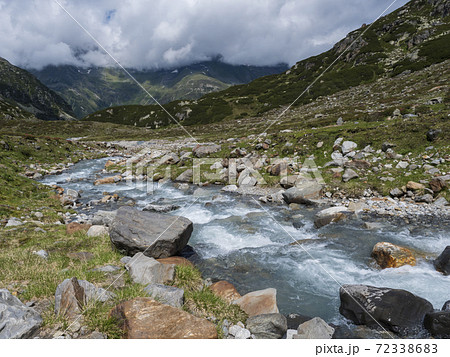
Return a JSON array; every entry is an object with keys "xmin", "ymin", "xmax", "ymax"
[
  {"xmin": 83, "ymin": 0, "xmax": 449, "ymax": 128},
  {"xmin": 0, "ymin": 57, "xmax": 75, "ymax": 121},
  {"xmin": 31, "ymin": 60, "xmax": 288, "ymax": 118}
]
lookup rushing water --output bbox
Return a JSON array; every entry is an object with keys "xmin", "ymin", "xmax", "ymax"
[{"xmin": 40, "ymin": 157, "xmax": 450, "ymax": 324}]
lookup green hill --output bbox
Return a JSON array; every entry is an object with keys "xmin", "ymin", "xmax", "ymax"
[
  {"xmin": 31, "ymin": 60, "xmax": 288, "ymax": 118},
  {"xmin": 0, "ymin": 57, "xmax": 75, "ymax": 121},
  {"xmin": 83, "ymin": 0, "xmax": 450, "ymax": 129}
]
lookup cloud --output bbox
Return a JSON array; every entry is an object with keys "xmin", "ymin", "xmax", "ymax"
[{"xmin": 0, "ymin": 0, "xmax": 409, "ymax": 70}]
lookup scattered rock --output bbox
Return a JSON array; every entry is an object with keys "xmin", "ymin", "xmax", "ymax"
[
  {"xmin": 415, "ymin": 194, "xmax": 433, "ymax": 204},
  {"xmin": 110, "ymin": 297, "xmax": 217, "ymax": 338},
  {"xmin": 193, "ymin": 144, "xmax": 221, "ymax": 158},
  {"xmin": 174, "ymin": 169, "xmax": 193, "ymax": 183},
  {"xmin": 389, "ymin": 188, "xmax": 404, "ymax": 198},
  {"xmin": 429, "ymin": 177, "xmax": 447, "ymax": 193},
  {"xmin": 294, "ymin": 317, "xmax": 334, "ymax": 339},
  {"xmin": 341, "ymin": 141, "xmax": 357, "ymax": 155},
  {"xmin": 0, "ymin": 289, "xmax": 42, "ymax": 339},
  {"xmin": 109, "ymin": 206, "xmax": 193, "ymax": 258},
  {"xmin": 246, "ymin": 313, "xmax": 287, "ymax": 339},
  {"xmin": 371, "ymin": 242, "xmax": 416, "ymax": 269},
  {"xmin": 336, "ymin": 117, "xmax": 344, "ymax": 126},
  {"xmin": 314, "ymin": 206, "xmax": 349, "ymax": 228},
  {"xmin": 342, "ymin": 168, "xmax": 359, "ymax": 182},
  {"xmin": 210, "ymin": 281, "xmax": 242, "ymax": 303},
  {"xmin": 234, "ymin": 288, "xmax": 279, "ymax": 317},
  {"xmin": 406, "ymin": 181, "xmax": 425, "ymax": 191},
  {"xmin": 92, "ymin": 210, "xmax": 117, "ymax": 226},
  {"xmin": 91, "ymin": 265, "xmax": 121, "ymax": 273},
  {"xmin": 434, "ymin": 246, "xmax": 450, "ymax": 276},
  {"xmin": 339, "ymin": 284, "xmax": 433, "ymax": 335},
  {"xmin": 282, "ymin": 183, "xmax": 323, "ymax": 205},
  {"xmin": 5, "ymin": 217, "xmax": 24, "ymax": 227},
  {"xmin": 222, "ymin": 185, "xmax": 238, "ymax": 193},
  {"xmin": 381, "ymin": 142, "xmax": 396, "ymax": 152},
  {"xmin": 426, "ymin": 129, "xmax": 442, "ymax": 142},
  {"xmin": 126, "ymin": 252, "xmax": 175, "ymax": 285},
  {"xmin": 237, "ymin": 168, "xmax": 258, "ymax": 187},
  {"xmin": 86, "ymin": 225, "xmax": 109, "ymax": 237},
  {"xmin": 55, "ymin": 278, "xmax": 115, "ymax": 318},
  {"xmin": 94, "ymin": 175, "xmax": 122, "ymax": 186},
  {"xmin": 32, "ymin": 250, "xmax": 49, "ymax": 259},
  {"xmin": 229, "ymin": 324, "xmax": 251, "ymax": 339},
  {"xmin": 144, "ymin": 283, "xmax": 184, "ymax": 308}
]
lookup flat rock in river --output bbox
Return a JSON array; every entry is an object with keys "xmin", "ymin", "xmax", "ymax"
[
  {"xmin": 234, "ymin": 288, "xmax": 279, "ymax": 316},
  {"xmin": 109, "ymin": 206, "xmax": 193, "ymax": 258}
]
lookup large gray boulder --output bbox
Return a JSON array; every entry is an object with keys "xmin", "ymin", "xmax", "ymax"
[
  {"xmin": 339, "ymin": 284, "xmax": 433, "ymax": 336},
  {"xmin": 92, "ymin": 210, "xmax": 117, "ymax": 226},
  {"xmin": 109, "ymin": 206, "xmax": 193, "ymax": 258},
  {"xmin": 0, "ymin": 289, "xmax": 42, "ymax": 339},
  {"xmin": 434, "ymin": 246, "xmax": 450, "ymax": 275},
  {"xmin": 282, "ymin": 183, "xmax": 323, "ymax": 205},
  {"xmin": 314, "ymin": 206, "xmax": 350, "ymax": 228},
  {"xmin": 144, "ymin": 283, "xmax": 184, "ymax": 308},
  {"xmin": 246, "ymin": 313, "xmax": 287, "ymax": 339}
]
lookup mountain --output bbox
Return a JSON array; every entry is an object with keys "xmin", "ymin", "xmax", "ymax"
[
  {"xmin": 83, "ymin": 0, "xmax": 450, "ymax": 128},
  {"xmin": 31, "ymin": 60, "xmax": 288, "ymax": 118},
  {"xmin": 0, "ymin": 57, "xmax": 75, "ymax": 121}
]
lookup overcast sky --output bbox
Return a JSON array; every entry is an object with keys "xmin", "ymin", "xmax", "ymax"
[{"xmin": 0, "ymin": 0, "xmax": 409, "ymax": 70}]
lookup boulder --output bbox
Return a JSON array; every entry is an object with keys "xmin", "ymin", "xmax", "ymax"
[
  {"xmin": 314, "ymin": 206, "xmax": 349, "ymax": 228},
  {"xmin": 341, "ymin": 141, "xmax": 357, "ymax": 155},
  {"xmin": 66, "ymin": 222, "xmax": 91, "ymax": 235},
  {"xmin": 55, "ymin": 278, "xmax": 115, "ymax": 318},
  {"xmin": 157, "ymin": 153, "xmax": 180, "ymax": 165},
  {"xmin": 434, "ymin": 246, "xmax": 450, "ymax": 275},
  {"xmin": 237, "ymin": 168, "xmax": 258, "ymax": 187},
  {"xmin": 234, "ymin": 288, "xmax": 278, "ymax": 317},
  {"xmin": 406, "ymin": 181, "xmax": 425, "ymax": 191},
  {"xmin": 210, "ymin": 281, "xmax": 241, "ymax": 303},
  {"xmin": 144, "ymin": 284, "xmax": 184, "ymax": 308},
  {"xmin": 339, "ymin": 284, "xmax": 434, "ymax": 335},
  {"xmin": 246, "ymin": 313, "xmax": 287, "ymax": 339},
  {"xmin": 110, "ymin": 297, "xmax": 217, "ymax": 338},
  {"xmin": 424, "ymin": 311, "xmax": 450, "ymax": 338},
  {"xmin": 371, "ymin": 242, "xmax": 416, "ymax": 269},
  {"xmin": 109, "ymin": 206, "xmax": 193, "ymax": 258},
  {"xmin": 342, "ymin": 168, "xmax": 359, "ymax": 182},
  {"xmin": 286, "ymin": 313, "xmax": 313, "ymax": 329},
  {"xmin": 228, "ymin": 324, "xmax": 251, "ymax": 339},
  {"xmin": 193, "ymin": 144, "xmax": 221, "ymax": 158},
  {"xmin": 294, "ymin": 317, "xmax": 334, "ymax": 339},
  {"xmin": 174, "ymin": 169, "xmax": 193, "ymax": 183},
  {"xmin": 86, "ymin": 225, "xmax": 109, "ymax": 237},
  {"xmin": 143, "ymin": 204, "xmax": 180, "ymax": 213},
  {"xmin": 5, "ymin": 217, "xmax": 24, "ymax": 227},
  {"xmin": 0, "ymin": 289, "xmax": 42, "ymax": 339},
  {"xmin": 282, "ymin": 183, "xmax": 323, "ymax": 205},
  {"xmin": 429, "ymin": 177, "xmax": 448, "ymax": 193},
  {"xmin": 389, "ymin": 188, "xmax": 404, "ymax": 198},
  {"xmin": 125, "ymin": 252, "xmax": 175, "ymax": 285}
]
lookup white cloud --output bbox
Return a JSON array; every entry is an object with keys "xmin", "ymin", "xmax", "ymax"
[{"xmin": 0, "ymin": 0, "xmax": 409, "ymax": 69}]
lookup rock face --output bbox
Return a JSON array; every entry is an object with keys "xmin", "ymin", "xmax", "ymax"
[
  {"xmin": 246, "ymin": 313, "xmax": 287, "ymax": 339},
  {"xmin": 126, "ymin": 253, "xmax": 175, "ymax": 285},
  {"xmin": 424, "ymin": 311, "xmax": 450, "ymax": 337},
  {"xmin": 434, "ymin": 246, "xmax": 450, "ymax": 275},
  {"xmin": 55, "ymin": 278, "xmax": 115, "ymax": 318},
  {"xmin": 371, "ymin": 242, "xmax": 416, "ymax": 269},
  {"xmin": 110, "ymin": 297, "xmax": 218, "ymax": 338},
  {"xmin": 144, "ymin": 284, "xmax": 184, "ymax": 308},
  {"xmin": 234, "ymin": 288, "xmax": 278, "ymax": 317},
  {"xmin": 294, "ymin": 317, "xmax": 334, "ymax": 339},
  {"xmin": 0, "ymin": 289, "xmax": 42, "ymax": 339},
  {"xmin": 109, "ymin": 206, "xmax": 193, "ymax": 258},
  {"xmin": 210, "ymin": 281, "xmax": 242, "ymax": 303},
  {"xmin": 282, "ymin": 183, "xmax": 323, "ymax": 205},
  {"xmin": 314, "ymin": 206, "xmax": 349, "ymax": 228},
  {"xmin": 193, "ymin": 144, "xmax": 221, "ymax": 158},
  {"xmin": 339, "ymin": 284, "xmax": 434, "ymax": 335}
]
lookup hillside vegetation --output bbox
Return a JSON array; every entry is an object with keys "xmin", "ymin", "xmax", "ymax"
[{"xmin": 83, "ymin": 0, "xmax": 450, "ymax": 129}]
